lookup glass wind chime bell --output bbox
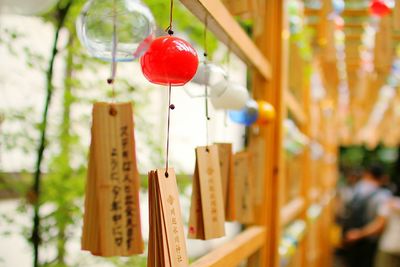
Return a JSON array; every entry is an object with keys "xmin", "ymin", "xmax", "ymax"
[{"xmin": 76, "ymin": 0, "xmax": 155, "ymax": 62}]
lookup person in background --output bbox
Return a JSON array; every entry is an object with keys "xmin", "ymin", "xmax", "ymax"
[
  {"xmin": 336, "ymin": 168, "xmax": 362, "ymax": 220},
  {"xmin": 333, "ymin": 168, "xmax": 362, "ymax": 267},
  {"xmin": 375, "ymin": 186, "xmax": 400, "ymax": 267},
  {"xmin": 341, "ymin": 164, "xmax": 392, "ymax": 267}
]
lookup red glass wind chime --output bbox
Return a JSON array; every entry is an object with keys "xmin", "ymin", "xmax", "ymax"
[{"xmin": 140, "ymin": 0, "xmax": 198, "ymax": 266}]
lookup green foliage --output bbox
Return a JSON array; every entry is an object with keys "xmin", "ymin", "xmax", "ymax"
[
  {"xmin": 339, "ymin": 145, "xmax": 400, "ymax": 187},
  {"xmin": 0, "ymin": 26, "xmax": 24, "ymax": 55},
  {"xmin": 39, "ymin": 33, "xmax": 86, "ymax": 263},
  {"xmin": 339, "ymin": 146, "xmax": 366, "ymax": 168},
  {"xmin": 340, "ymin": 145, "xmax": 398, "ymax": 169}
]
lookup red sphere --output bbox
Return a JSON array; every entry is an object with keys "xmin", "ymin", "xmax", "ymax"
[
  {"xmin": 140, "ymin": 36, "xmax": 199, "ymax": 86},
  {"xmin": 369, "ymin": 0, "xmax": 391, "ymax": 17}
]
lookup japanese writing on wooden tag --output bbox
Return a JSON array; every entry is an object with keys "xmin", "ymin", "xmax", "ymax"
[
  {"xmin": 215, "ymin": 143, "xmax": 236, "ymax": 221},
  {"xmin": 148, "ymin": 169, "xmax": 189, "ymax": 267},
  {"xmin": 188, "ymin": 145, "xmax": 225, "ymax": 240},
  {"xmin": 233, "ymin": 151, "xmax": 255, "ymax": 224},
  {"xmin": 82, "ymin": 102, "xmax": 143, "ymax": 257}
]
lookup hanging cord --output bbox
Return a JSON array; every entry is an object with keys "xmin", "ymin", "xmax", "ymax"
[
  {"xmin": 203, "ymin": 14, "xmax": 210, "ymax": 152},
  {"xmin": 203, "ymin": 14, "xmax": 208, "ymax": 59},
  {"xmin": 165, "ymin": 0, "xmax": 175, "ymax": 177},
  {"xmin": 205, "ymin": 84, "xmax": 210, "ymax": 151},
  {"xmin": 165, "ymin": 85, "xmax": 174, "ymax": 177},
  {"xmin": 108, "ymin": 0, "xmax": 118, "ymax": 115},
  {"xmin": 165, "ymin": 0, "xmax": 174, "ymax": 35}
]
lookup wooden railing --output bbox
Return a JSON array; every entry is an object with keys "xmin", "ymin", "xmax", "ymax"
[
  {"xmin": 281, "ymin": 197, "xmax": 306, "ymax": 226},
  {"xmin": 191, "ymin": 227, "xmax": 266, "ymax": 267}
]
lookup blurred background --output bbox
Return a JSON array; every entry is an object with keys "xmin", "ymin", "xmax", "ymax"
[{"xmin": 1, "ymin": 0, "xmax": 400, "ymax": 267}]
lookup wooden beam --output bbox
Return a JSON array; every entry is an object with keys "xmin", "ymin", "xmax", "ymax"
[
  {"xmin": 395, "ymin": 0, "xmax": 400, "ymax": 31},
  {"xmin": 304, "ymin": 8, "xmax": 319, "ymax": 16},
  {"xmin": 280, "ymin": 197, "xmax": 306, "ymax": 226},
  {"xmin": 305, "ymin": 8, "xmax": 369, "ymax": 17},
  {"xmin": 374, "ymin": 15, "xmax": 393, "ymax": 72},
  {"xmin": 345, "ymin": 34, "xmax": 362, "ymax": 40},
  {"xmin": 286, "ymin": 90, "xmax": 308, "ymax": 125},
  {"xmin": 190, "ymin": 226, "xmax": 266, "ymax": 267},
  {"xmin": 345, "ymin": 23, "xmax": 365, "ymax": 29},
  {"xmin": 179, "ymin": 0, "xmax": 271, "ymax": 80},
  {"xmin": 342, "ymin": 9, "xmax": 369, "ymax": 17},
  {"xmin": 299, "ymin": 53, "xmax": 312, "ymax": 266},
  {"xmin": 221, "ymin": 0, "xmax": 251, "ymax": 16},
  {"xmin": 250, "ymin": 0, "xmax": 287, "ymax": 266}
]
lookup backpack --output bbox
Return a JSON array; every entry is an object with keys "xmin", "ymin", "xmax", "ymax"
[{"xmin": 342, "ymin": 189, "xmax": 380, "ymax": 234}]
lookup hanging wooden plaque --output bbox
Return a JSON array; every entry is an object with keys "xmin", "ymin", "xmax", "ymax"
[
  {"xmin": 249, "ymin": 137, "xmax": 266, "ymax": 204},
  {"xmin": 81, "ymin": 102, "xmax": 144, "ymax": 256},
  {"xmin": 188, "ymin": 162, "xmax": 205, "ymax": 239},
  {"xmin": 233, "ymin": 151, "xmax": 255, "ymax": 224},
  {"xmin": 215, "ymin": 143, "xmax": 236, "ymax": 221},
  {"xmin": 188, "ymin": 145, "xmax": 226, "ymax": 240},
  {"xmin": 147, "ymin": 169, "xmax": 189, "ymax": 267}
]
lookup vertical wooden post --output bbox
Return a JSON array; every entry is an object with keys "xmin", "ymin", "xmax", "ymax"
[
  {"xmin": 299, "ymin": 65, "xmax": 311, "ymax": 267},
  {"xmin": 250, "ymin": 1, "xmax": 288, "ymax": 266}
]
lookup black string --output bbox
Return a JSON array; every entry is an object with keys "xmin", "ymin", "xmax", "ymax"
[
  {"xmin": 165, "ymin": 0, "xmax": 174, "ymax": 35},
  {"xmin": 203, "ymin": 14, "xmax": 210, "ymax": 152},
  {"xmin": 165, "ymin": 85, "xmax": 174, "ymax": 177},
  {"xmin": 203, "ymin": 14, "xmax": 208, "ymax": 58},
  {"xmin": 205, "ymin": 85, "xmax": 210, "ymax": 121},
  {"xmin": 164, "ymin": 0, "xmax": 175, "ymax": 177},
  {"xmin": 205, "ymin": 85, "xmax": 210, "ymax": 152}
]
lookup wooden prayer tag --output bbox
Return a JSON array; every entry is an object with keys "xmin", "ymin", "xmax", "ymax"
[
  {"xmin": 188, "ymin": 162, "xmax": 205, "ymax": 239},
  {"xmin": 249, "ymin": 137, "xmax": 266, "ymax": 205},
  {"xmin": 233, "ymin": 151, "xmax": 255, "ymax": 224},
  {"xmin": 147, "ymin": 169, "xmax": 189, "ymax": 267},
  {"xmin": 215, "ymin": 143, "xmax": 236, "ymax": 221},
  {"xmin": 82, "ymin": 102, "xmax": 144, "ymax": 256},
  {"xmin": 188, "ymin": 145, "xmax": 226, "ymax": 240}
]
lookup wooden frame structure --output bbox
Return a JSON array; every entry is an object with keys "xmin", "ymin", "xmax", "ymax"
[
  {"xmin": 179, "ymin": 0, "xmax": 339, "ymax": 267},
  {"xmin": 1, "ymin": 0, "xmax": 399, "ymax": 266}
]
